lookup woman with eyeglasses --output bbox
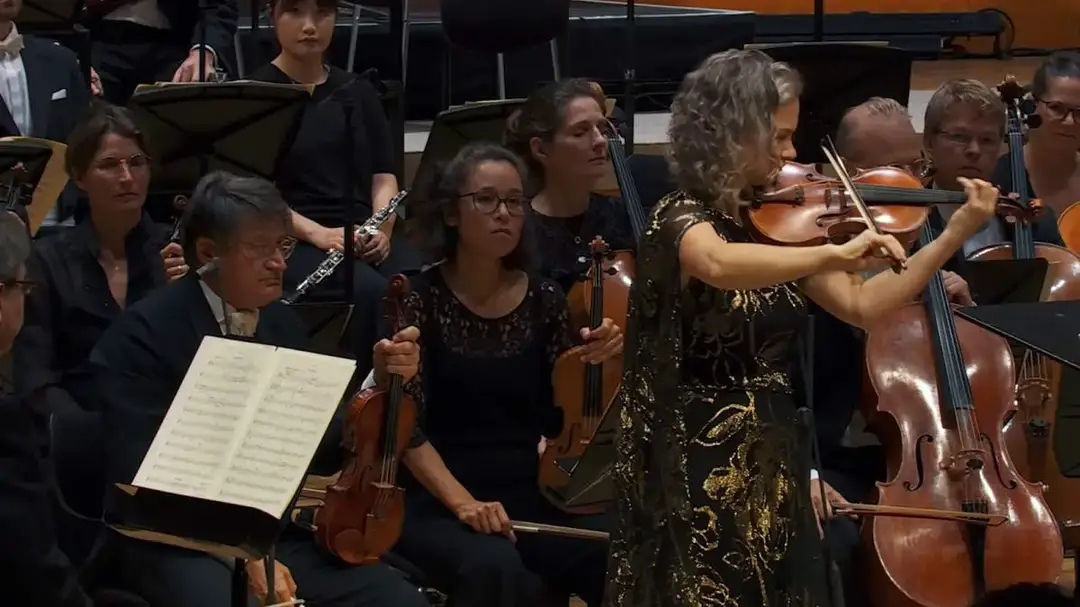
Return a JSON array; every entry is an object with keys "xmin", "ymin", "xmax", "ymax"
[
  {"xmin": 390, "ymin": 143, "xmax": 621, "ymax": 606},
  {"xmin": 991, "ymin": 51, "xmax": 1080, "ymax": 218},
  {"xmin": 504, "ymin": 79, "xmax": 638, "ymax": 295},
  {"xmin": 12, "ymin": 102, "xmax": 169, "ymax": 562}
]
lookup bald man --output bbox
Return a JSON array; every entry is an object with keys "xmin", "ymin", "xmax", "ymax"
[{"xmin": 835, "ymin": 96, "xmax": 926, "ymax": 176}]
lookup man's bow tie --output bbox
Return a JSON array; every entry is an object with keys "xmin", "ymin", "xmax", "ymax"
[{"xmin": 0, "ymin": 34, "xmax": 24, "ymax": 58}]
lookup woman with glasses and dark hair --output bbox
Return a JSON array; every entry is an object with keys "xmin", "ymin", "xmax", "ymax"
[
  {"xmin": 388, "ymin": 142, "xmax": 621, "ymax": 605},
  {"xmin": 12, "ymin": 101, "xmax": 170, "ymax": 562},
  {"xmin": 990, "ymin": 51, "xmax": 1080, "ymax": 218},
  {"xmin": 504, "ymin": 78, "xmax": 637, "ymax": 295},
  {"xmin": 249, "ymin": 0, "xmax": 415, "ymax": 371}
]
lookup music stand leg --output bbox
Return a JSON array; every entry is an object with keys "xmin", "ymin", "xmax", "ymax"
[{"xmin": 231, "ymin": 558, "xmax": 247, "ymax": 607}]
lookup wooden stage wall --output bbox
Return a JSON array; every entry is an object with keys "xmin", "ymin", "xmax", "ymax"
[{"xmin": 633, "ymin": 0, "xmax": 1079, "ymax": 50}]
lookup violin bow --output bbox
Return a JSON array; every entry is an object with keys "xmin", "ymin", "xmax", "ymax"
[{"xmin": 820, "ymin": 137, "xmax": 907, "ymax": 272}]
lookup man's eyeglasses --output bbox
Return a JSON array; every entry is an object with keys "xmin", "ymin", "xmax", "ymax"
[
  {"xmin": 934, "ymin": 130, "xmax": 1001, "ymax": 151},
  {"xmin": 92, "ymin": 153, "xmax": 151, "ymax": 175},
  {"xmin": 238, "ymin": 237, "xmax": 297, "ymax": 261},
  {"xmin": 1, "ymin": 279, "xmax": 36, "ymax": 296},
  {"xmin": 1035, "ymin": 98, "xmax": 1080, "ymax": 123},
  {"xmin": 461, "ymin": 191, "xmax": 529, "ymax": 216}
]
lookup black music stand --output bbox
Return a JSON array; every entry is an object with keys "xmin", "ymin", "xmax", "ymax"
[
  {"xmin": 408, "ymin": 99, "xmax": 524, "ymax": 213},
  {"xmin": 127, "ymin": 82, "xmax": 309, "ymax": 197},
  {"xmin": 542, "ymin": 400, "xmax": 619, "ymax": 511},
  {"xmin": 0, "ymin": 140, "xmax": 55, "ymax": 235},
  {"xmin": 962, "ymin": 259, "xmax": 1050, "ymax": 306}
]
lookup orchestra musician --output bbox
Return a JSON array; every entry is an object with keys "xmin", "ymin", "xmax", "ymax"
[
  {"xmin": 503, "ymin": 79, "xmax": 637, "ymax": 293},
  {"xmin": 390, "ymin": 142, "xmax": 620, "ymax": 605},
  {"xmin": 991, "ymin": 52, "xmax": 1080, "ymax": 215},
  {"xmin": 0, "ymin": 211, "xmax": 94, "ymax": 606},
  {"xmin": 924, "ymin": 78, "xmax": 1063, "ymax": 255},
  {"xmin": 249, "ymin": 0, "xmax": 414, "ymax": 370},
  {"xmin": 90, "ymin": 171, "xmax": 430, "ymax": 606},
  {"xmin": 86, "ymin": 0, "xmax": 238, "ymax": 105},
  {"xmin": 0, "ymin": 0, "xmax": 91, "ymax": 234},
  {"xmin": 605, "ymin": 49, "xmax": 1001, "ymax": 605}
]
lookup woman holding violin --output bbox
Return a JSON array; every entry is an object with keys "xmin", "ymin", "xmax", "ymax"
[
  {"xmin": 393, "ymin": 143, "xmax": 621, "ymax": 606},
  {"xmin": 504, "ymin": 79, "xmax": 637, "ymax": 295},
  {"xmin": 605, "ymin": 49, "xmax": 1001, "ymax": 606}
]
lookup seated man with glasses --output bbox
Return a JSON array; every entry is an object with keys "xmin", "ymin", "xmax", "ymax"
[
  {"xmin": 992, "ymin": 51, "xmax": 1080, "ymax": 219},
  {"xmin": 925, "ymin": 78, "xmax": 1063, "ymax": 255},
  {"xmin": 12, "ymin": 101, "xmax": 170, "ymax": 563},
  {"xmin": 0, "ymin": 211, "xmax": 95, "ymax": 607},
  {"xmin": 90, "ymin": 170, "xmax": 430, "ymax": 607}
]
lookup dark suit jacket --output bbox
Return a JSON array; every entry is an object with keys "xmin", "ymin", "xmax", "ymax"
[
  {"xmin": 89, "ymin": 274, "xmax": 346, "ymax": 525},
  {"xmin": 159, "ymin": 0, "xmax": 239, "ymax": 61},
  {"xmin": 0, "ymin": 394, "xmax": 92, "ymax": 607},
  {"xmin": 4, "ymin": 36, "xmax": 91, "ymax": 223}
]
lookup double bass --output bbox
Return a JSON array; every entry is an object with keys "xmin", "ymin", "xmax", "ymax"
[
  {"xmin": 966, "ymin": 78, "xmax": 1080, "ymax": 547},
  {"xmin": 861, "ymin": 229, "xmax": 1062, "ymax": 605},
  {"xmin": 312, "ymin": 275, "xmax": 417, "ymax": 564}
]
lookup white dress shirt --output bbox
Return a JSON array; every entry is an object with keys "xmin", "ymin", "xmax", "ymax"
[{"xmin": 199, "ymin": 279, "xmax": 259, "ymax": 337}]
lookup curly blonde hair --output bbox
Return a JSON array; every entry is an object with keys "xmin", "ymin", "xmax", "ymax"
[{"xmin": 667, "ymin": 49, "xmax": 802, "ymax": 214}]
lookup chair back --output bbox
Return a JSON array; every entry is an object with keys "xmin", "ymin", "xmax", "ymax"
[{"xmin": 441, "ymin": 0, "xmax": 570, "ymax": 54}]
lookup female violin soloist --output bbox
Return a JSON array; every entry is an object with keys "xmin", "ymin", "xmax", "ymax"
[{"xmin": 605, "ymin": 49, "xmax": 1002, "ymax": 606}]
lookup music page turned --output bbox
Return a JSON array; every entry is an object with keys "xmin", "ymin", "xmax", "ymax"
[{"xmin": 132, "ymin": 336, "xmax": 356, "ymax": 518}]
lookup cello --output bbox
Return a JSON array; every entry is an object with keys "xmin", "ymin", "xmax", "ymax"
[
  {"xmin": 541, "ymin": 237, "xmax": 622, "ymax": 514},
  {"xmin": 860, "ymin": 220, "xmax": 1062, "ymax": 606},
  {"xmin": 312, "ymin": 275, "xmax": 417, "ymax": 564},
  {"xmin": 966, "ymin": 78, "xmax": 1080, "ymax": 547}
]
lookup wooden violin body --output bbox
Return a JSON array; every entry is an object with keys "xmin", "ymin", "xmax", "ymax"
[
  {"xmin": 861, "ymin": 302, "xmax": 1062, "ymax": 607},
  {"xmin": 746, "ymin": 162, "xmax": 932, "ymax": 250},
  {"xmin": 314, "ymin": 275, "xmax": 416, "ymax": 564}
]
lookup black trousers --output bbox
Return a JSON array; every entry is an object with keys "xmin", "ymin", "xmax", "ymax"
[
  {"xmin": 393, "ymin": 486, "xmax": 609, "ymax": 606},
  {"xmin": 821, "ymin": 445, "xmax": 887, "ymax": 607},
  {"xmin": 91, "ymin": 21, "xmax": 194, "ymax": 106},
  {"xmin": 284, "ymin": 234, "xmax": 421, "ymax": 372},
  {"xmin": 110, "ymin": 533, "xmax": 430, "ymax": 607}
]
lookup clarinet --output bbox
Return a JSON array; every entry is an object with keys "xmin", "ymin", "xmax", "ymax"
[{"xmin": 284, "ymin": 190, "xmax": 408, "ymax": 304}]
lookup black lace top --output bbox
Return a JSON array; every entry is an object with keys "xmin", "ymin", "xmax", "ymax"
[
  {"xmin": 402, "ymin": 268, "xmax": 577, "ymax": 490},
  {"xmin": 530, "ymin": 194, "xmax": 638, "ymax": 293}
]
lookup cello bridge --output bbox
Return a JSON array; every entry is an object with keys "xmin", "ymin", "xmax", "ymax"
[{"xmin": 943, "ymin": 448, "xmax": 986, "ymax": 478}]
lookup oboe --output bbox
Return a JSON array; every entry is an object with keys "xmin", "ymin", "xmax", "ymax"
[{"xmin": 284, "ymin": 190, "xmax": 408, "ymax": 304}]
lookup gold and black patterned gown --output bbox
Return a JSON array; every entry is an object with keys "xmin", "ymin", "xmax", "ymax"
[{"xmin": 605, "ymin": 192, "xmax": 826, "ymax": 606}]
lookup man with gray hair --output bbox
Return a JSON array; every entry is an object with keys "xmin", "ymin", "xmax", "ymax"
[{"xmin": 0, "ymin": 211, "xmax": 95, "ymax": 606}]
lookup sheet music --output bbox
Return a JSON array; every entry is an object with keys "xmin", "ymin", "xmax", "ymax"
[{"xmin": 133, "ymin": 336, "xmax": 356, "ymax": 517}]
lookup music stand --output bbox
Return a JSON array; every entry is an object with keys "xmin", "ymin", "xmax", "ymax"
[
  {"xmin": 541, "ymin": 400, "xmax": 619, "ymax": 511},
  {"xmin": 408, "ymin": 99, "xmax": 524, "ymax": 213},
  {"xmin": 0, "ymin": 140, "xmax": 55, "ymax": 235},
  {"xmin": 128, "ymin": 82, "xmax": 310, "ymax": 197},
  {"xmin": 961, "ymin": 259, "xmax": 1050, "ymax": 306}
]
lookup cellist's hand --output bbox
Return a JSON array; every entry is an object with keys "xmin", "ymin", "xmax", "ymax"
[
  {"xmin": 942, "ymin": 271, "xmax": 974, "ymax": 306},
  {"xmin": 244, "ymin": 559, "xmax": 297, "ymax": 604},
  {"xmin": 579, "ymin": 318, "xmax": 623, "ymax": 364},
  {"xmin": 810, "ymin": 479, "xmax": 850, "ymax": 538},
  {"xmin": 373, "ymin": 325, "xmax": 420, "ymax": 387}
]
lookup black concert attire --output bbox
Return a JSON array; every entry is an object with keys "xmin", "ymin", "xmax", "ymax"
[
  {"xmin": 90, "ymin": 275, "xmax": 430, "ymax": 607},
  {"xmin": 89, "ymin": 0, "xmax": 238, "ymax": 105},
  {"xmin": 12, "ymin": 213, "xmax": 168, "ymax": 563},
  {"xmin": 529, "ymin": 194, "xmax": 636, "ymax": 294},
  {"xmin": 0, "ymin": 394, "xmax": 93, "ymax": 607},
  {"xmin": 393, "ymin": 269, "xmax": 608, "ymax": 606},
  {"xmin": 0, "ymin": 29, "xmax": 90, "ymax": 231},
  {"xmin": 249, "ymin": 63, "xmax": 417, "ymax": 370}
]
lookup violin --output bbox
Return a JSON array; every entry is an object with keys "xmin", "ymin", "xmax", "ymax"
[
  {"xmin": 970, "ymin": 77, "xmax": 1080, "ymax": 549},
  {"xmin": 541, "ymin": 237, "xmax": 621, "ymax": 515},
  {"xmin": 859, "ymin": 221, "xmax": 1062, "ymax": 606},
  {"xmin": 745, "ymin": 161, "xmax": 1038, "ymax": 251},
  {"xmin": 567, "ymin": 83, "xmax": 647, "ymax": 331},
  {"xmin": 313, "ymin": 275, "xmax": 417, "ymax": 564}
]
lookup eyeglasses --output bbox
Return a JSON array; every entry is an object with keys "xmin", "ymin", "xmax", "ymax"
[
  {"xmin": 934, "ymin": 130, "xmax": 1001, "ymax": 150},
  {"xmin": 1035, "ymin": 98, "xmax": 1080, "ymax": 123},
  {"xmin": 1, "ymin": 279, "xmax": 35, "ymax": 296},
  {"xmin": 461, "ymin": 191, "xmax": 529, "ymax": 216},
  {"xmin": 238, "ymin": 237, "xmax": 297, "ymax": 261},
  {"xmin": 92, "ymin": 153, "xmax": 151, "ymax": 175}
]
